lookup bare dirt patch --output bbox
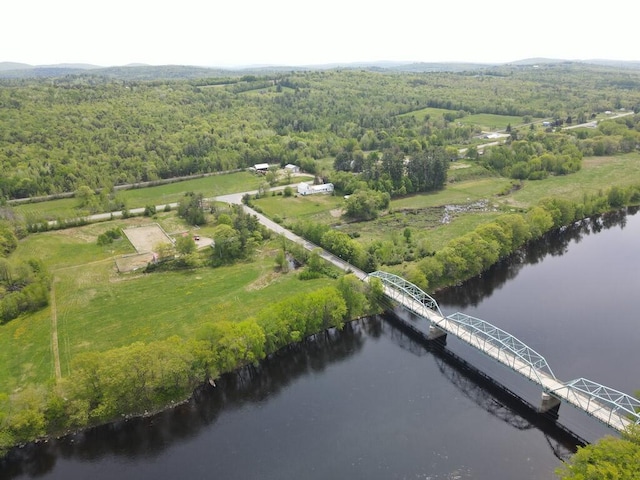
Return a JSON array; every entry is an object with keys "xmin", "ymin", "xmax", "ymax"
[
  {"xmin": 245, "ymin": 271, "xmax": 283, "ymax": 291},
  {"xmin": 123, "ymin": 224, "xmax": 173, "ymax": 253},
  {"xmin": 115, "ymin": 252, "xmax": 156, "ymax": 273}
]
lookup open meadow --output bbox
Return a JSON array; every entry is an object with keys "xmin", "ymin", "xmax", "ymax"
[
  {"xmin": 0, "ymin": 216, "xmax": 334, "ymax": 392},
  {"xmin": 507, "ymin": 152, "xmax": 640, "ymax": 207},
  {"xmin": 398, "ymin": 107, "xmax": 537, "ymax": 131}
]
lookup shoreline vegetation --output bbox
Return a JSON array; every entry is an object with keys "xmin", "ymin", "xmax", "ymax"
[{"xmin": 2, "ymin": 67, "xmax": 640, "ymax": 471}]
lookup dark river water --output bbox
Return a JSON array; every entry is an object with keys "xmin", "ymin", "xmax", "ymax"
[{"xmin": 2, "ymin": 208, "xmax": 639, "ymax": 480}]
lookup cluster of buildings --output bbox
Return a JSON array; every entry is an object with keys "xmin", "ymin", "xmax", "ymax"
[{"xmin": 250, "ymin": 163, "xmax": 334, "ymax": 196}]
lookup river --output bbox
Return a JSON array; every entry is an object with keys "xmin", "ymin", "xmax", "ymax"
[{"xmin": 1, "ymin": 208, "xmax": 639, "ymax": 480}]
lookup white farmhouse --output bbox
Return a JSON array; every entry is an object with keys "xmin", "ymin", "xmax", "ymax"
[{"xmin": 297, "ymin": 183, "xmax": 334, "ymax": 196}]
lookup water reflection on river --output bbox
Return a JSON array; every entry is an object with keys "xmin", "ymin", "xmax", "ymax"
[{"xmin": 2, "ymin": 208, "xmax": 639, "ymax": 480}]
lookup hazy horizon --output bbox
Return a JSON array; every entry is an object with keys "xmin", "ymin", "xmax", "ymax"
[{"xmin": 3, "ymin": 0, "xmax": 639, "ymax": 67}]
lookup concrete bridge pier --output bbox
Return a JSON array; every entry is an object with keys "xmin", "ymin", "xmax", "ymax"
[
  {"xmin": 539, "ymin": 392, "xmax": 561, "ymax": 415},
  {"xmin": 428, "ymin": 324, "xmax": 447, "ymax": 340}
]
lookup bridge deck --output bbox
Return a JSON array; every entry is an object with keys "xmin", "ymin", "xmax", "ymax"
[{"xmin": 382, "ymin": 285, "xmax": 635, "ymax": 433}]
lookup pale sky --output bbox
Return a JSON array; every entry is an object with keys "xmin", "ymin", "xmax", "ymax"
[{"xmin": 3, "ymin": 0, "xmax": 639, "ymax": 67}]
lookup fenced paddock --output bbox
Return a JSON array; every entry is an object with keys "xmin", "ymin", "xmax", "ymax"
[
  {"xmin": 122, "ymin": 223, "xmax": 174, "ymax": 253},
  {"xmin": 116, "ymin": 224, "xmax": 174, "ymax": 273}
]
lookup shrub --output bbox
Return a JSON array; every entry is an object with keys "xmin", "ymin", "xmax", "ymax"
[{"xmin": 144, "ymin": 205, "xmax": 157, "ymax": 216}]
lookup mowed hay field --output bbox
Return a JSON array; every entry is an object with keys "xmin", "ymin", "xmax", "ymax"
[
  {"xmin": 51, "ymin": 254, "xmax": 332, "ymax": 377},
  {"xmin": 0, "ymin": 217, "xmax": 334, "ymax": 393}
]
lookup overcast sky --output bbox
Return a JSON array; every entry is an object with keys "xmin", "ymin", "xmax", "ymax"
[{"xmin": 3, "ymin": 0, "xmax": 638, "ymax": 67}]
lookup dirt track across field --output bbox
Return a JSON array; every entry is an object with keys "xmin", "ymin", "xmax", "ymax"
[{"xmin": 50, "ymin": 281, "xmax": 61, "ymax": 380}]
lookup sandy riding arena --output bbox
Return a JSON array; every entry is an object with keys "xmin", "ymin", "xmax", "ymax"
[
  {"xmin": 115, "ymin": 224, "xmax": 174, "ymax": 273},
  {"xmin": 122, "ymin": 224, "xmax": 174, "ymax": 253}
]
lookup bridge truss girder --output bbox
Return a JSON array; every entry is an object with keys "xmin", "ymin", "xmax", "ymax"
[
  {"xmin": 445, "ymin": 312, "xmax": 556, "ymax": 385},
  {"xmin": 551, "ymin": 378, "xmax": 640, "ymax": 427},
  {"xmin": 368, "ymin": 271, "xmax": 443, "ymax": 316},
  {"xmin": 369, "ymin": 270, "xmax": 640, "ymax": 433}
]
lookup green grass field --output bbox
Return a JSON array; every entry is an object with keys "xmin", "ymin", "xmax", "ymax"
[
  {"xmin": 13, "ymin": 171, "xmax": 264, "ymax": 221},
  {"xmin": 0, "ymin": 224, "xmax": 334, "ymax": 392},
  {"xmin": 254, "ymin": 192, "xmax": 345, "ymax": 224},
  {"xmin": 398, "ymin": 107, "xmax": 533, "ymax": 131},
  {"xmin": 0, "ymin": 307, "xmax": 53, "ymax": 392},
  {"xmin": 507, "ymin": 153, "xmax": 640, "ymax": 207},
  {"xmin": 52, "ymin": 252, "xmax": 332, "ymax": 376},
  {"xmin": 391, "ymin": 177, "xmax": 512, "ymax": 210},
  {"xmin": 457, "ymin": 113, "xmax": 530, "ymax": 131}
]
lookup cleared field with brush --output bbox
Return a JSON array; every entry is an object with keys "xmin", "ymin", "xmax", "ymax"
[
  {"xmin": 506, "ymin": 152, "xmax": 640, "ymax": 207},
  {"xmin": 398, "ymin": 107, "xmax": 533, "ymax": 131}
]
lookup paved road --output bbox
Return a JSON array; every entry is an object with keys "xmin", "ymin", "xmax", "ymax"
[
  {"xmin": 216, "ymin": 186, "xmax": 368, "ymax": 281},
  {"xmin": 46, "ymin": 181, "xmax": 313, "ymax": 227},
  {"xmin": 562, "ymin": 111, "xmax": 634, "ymax": 130}
]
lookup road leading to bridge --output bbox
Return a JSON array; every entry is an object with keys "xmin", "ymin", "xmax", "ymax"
[{"xmin": 216, "ymin": 189, "xmax": 368, "ymax": 281}]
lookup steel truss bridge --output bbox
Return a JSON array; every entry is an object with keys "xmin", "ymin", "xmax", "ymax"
[{"xmin": 369, "ymin": 270, "xmax": 640, "ymax": 433}]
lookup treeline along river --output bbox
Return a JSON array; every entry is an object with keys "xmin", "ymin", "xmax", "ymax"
[{"xmin": 2, "ymin": 208, "xmax": 639, "ymax": 479}]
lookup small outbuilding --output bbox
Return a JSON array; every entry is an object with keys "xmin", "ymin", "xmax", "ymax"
[
  {"xmin": 252, "ymin": 163, "xmax": 270, "ymax": 174},
  {"xmin": 285, "ymin": 164, "xmax": 300, "ymax": 174}
]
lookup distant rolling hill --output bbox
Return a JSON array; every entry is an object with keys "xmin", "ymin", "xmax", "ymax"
[
  {"xmin": 0, "ymin": 62, "xmax": 35, "ymax": 71},
  {"xmin": 0, "ymin": 63, "xmax": 231, "ymax": 80},
  {"xmin": 1, "ymin": 58, "xmax": 640, "ymax": 80}
]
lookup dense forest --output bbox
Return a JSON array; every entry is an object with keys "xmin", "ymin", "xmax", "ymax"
[{"xmin": 2, "ymin": 64, "xmax": 640, "ymax": 199}]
